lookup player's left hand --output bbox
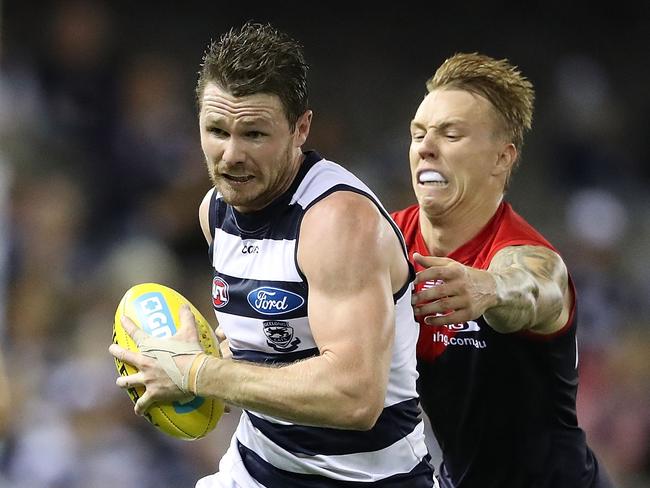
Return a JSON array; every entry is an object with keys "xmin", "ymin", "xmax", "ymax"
[
  {"xmin": 411, "ymin": 253, "xmax": 497, "ymax": 326},
  {"xmin": 109, "ymin": 304, "xmax": 207, "ymax": 416}
]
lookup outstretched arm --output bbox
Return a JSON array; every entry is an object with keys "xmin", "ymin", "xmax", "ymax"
[{"xmin": 412, "ymin": 245, "xmax": 572, "ymax": 334}]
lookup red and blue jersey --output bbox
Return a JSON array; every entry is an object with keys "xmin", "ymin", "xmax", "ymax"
[{"xmin": 391, "ymin": 202, "xmax": 613, "ymax": 488}]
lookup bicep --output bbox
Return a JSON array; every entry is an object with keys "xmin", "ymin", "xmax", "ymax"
[
  {"xmin": 298, "ymin": 193, "xmax": 396, "ymax": 382},
  {"xmin": 489, "ymin": 245, "xmax": 569, "ymax": 294},
  {"xmin": 308, "ymin": 270, "xmax": 395, "ymax": 367}
]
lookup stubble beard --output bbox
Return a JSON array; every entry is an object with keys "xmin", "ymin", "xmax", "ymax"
[{"xmin": 206, "ymin": 141, "xmax": 297, "ymax": 211}]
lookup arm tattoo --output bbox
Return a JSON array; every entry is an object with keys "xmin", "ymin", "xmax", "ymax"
[{"xmin": 485, "ymin": 246, "xmax": 568, "ymax": 333}]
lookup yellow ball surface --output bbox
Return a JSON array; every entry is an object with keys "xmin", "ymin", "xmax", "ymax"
[{"xmin": 112, "ymin": 282, "xmax": 224, "ymax": 440}]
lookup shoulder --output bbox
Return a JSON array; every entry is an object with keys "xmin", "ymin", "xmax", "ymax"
[
  {"xmin": 498, "ymin": 203, "xmax": 556, "ymax": 249},
  {"xmin": 299, "ymin": 191, "xmax": 392, "ymax": 268},
  {"xmin": 487, "ymin": 203, "xmax": 567, "ymax": 271},
  {"xmin": 302, "ymin": 190, "xmax": 384, "ymax": 238},
  {"xmin": 298, "ymin": 190, "xmax": 400, "ymax": 295},
  {"xmin": 199, "ymin": 187, "xmax": 215, "ymax": 214},
  {"xmin": 299, "ymin": 190, "xmax": 409, "ymax": 293},
  {"xmin": 199, "ymin": 187, "xmax": 216, "ymax": 245},
  {"xmin": 478, "ymin": 203, "xmax": 558, "ymax": 267}
]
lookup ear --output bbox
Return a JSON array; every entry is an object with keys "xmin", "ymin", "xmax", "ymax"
[
  {"xmin": 293, "ymin": 110, "xmax": 312, "ymax": 147},
  {"xmin": 492, "ymin": 142, "xmax": 517, "ymax": 176}
]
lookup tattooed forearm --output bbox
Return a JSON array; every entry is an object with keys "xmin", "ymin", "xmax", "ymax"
[{"xmin": 484, "ymin": 246, "xmax": 569, "ymax": 334}]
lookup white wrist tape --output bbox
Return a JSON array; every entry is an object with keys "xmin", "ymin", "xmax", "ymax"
[
  {"xmin": 137, "ymin": 337, "xmax": 203, "ymax": 395},
  {"xmin": 186, "ymin": 353, "xmax": 210, "ymax": 396}
]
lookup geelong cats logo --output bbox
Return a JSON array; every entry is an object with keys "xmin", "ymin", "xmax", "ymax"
[{"xmin": 263, "ymin": 321, "xmax": 301, "ymax": 352}]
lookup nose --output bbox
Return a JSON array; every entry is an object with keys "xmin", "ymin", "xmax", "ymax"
[
  {"xmin": 221, "ymin": 136, "xmax": 246, "ymax": 167},
  {"xmin": 417, "ymin": 130, "xmax": 438, "ymax": 161}
]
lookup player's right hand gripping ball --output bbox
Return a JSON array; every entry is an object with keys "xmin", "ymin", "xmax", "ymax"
[{"xmin": 112, "ymin": 282, "xmax": 224, "ymax": 440}]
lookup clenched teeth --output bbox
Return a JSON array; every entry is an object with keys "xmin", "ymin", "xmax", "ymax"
[
  {"xmin": 225, "ymin": 175, "xmax": 253, "ymax": 182},
  {"xmin": 418, "ymin": 170, "xmax": 447, "ymax": 184}
]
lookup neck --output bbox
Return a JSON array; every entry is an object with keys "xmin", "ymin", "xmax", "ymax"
[
  {"xmin": 275, "ymin": 150, "xmax": 305, "ymax": 198},
  {"xmin": 419, "ymin": 195, "xmax": 503, "ymax": 256}
]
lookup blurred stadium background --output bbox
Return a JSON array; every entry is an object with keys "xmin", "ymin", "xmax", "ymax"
[{"xmin": 0, "ymin": 1, "xmax": 648, "ymax": 487}]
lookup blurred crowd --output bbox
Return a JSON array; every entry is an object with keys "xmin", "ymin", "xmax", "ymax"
[{"xmin": 0, "ymin": 1, "xmax": 648, "ymax": 487}]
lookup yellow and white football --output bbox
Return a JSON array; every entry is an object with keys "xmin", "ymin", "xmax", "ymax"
[{"xmin": 112, "ymin": 282, "xmax": 224, "ymax": 440}]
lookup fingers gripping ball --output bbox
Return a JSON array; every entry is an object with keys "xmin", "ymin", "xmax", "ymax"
[{"xmin": 112, "ymin": 283, "xmax": 224, "ymax": 440}]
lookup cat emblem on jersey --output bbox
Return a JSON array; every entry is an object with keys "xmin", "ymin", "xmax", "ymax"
[{"xmin": 262, "ymin": 321, "xmax": 301, "ymax": 352}]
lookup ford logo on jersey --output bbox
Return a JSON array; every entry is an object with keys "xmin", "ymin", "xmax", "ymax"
[{"xmin": 247, "ymin": 287, "xmax": 304, "ymax": 315}]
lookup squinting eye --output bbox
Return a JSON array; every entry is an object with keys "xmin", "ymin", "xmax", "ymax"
[
  {"xmin": 207, "ymin": 127, "xmax": 227, "ymax": 137},
  {"xmin": 411, "ymin": 133, "xmax": 425, "ymax": 141}
]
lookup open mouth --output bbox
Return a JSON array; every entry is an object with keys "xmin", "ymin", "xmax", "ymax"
[
  {"xmin": 223, "ymin": 174, "xmax": 254, "ymax": 183},
  {"xmin": 418, "ymin": 170, "xmax": 448, "ymax": 186}
]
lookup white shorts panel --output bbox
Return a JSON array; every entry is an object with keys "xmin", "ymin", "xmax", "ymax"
[{"xmin": 195, "ymin": 435, "xmax": 266, "ymax": 488}]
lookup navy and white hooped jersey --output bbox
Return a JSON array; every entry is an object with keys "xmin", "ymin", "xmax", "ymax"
[{"xmin": 207, "ymin": 151, "xmax": 434, "ymax": 486}]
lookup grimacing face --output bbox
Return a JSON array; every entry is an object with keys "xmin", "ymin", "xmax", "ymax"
[
  {"xmin": 409, "ymin": 88, "xmax": 512, "ymax": 220},
  {"xmin": 199, "ymin": 82, "xmax": 311, "ymax": 213}
]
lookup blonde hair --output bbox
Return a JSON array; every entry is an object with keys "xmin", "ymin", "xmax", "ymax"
[{"xmin": 427, "ymin": 52, "xmax": 534, "ymax": 171}]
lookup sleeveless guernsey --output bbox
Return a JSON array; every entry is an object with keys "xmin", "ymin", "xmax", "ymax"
[
  {"xmin": 208, "ymin": 151, "xmax": 435, "ymax": 487},
  {"xmin": 391, "ymin": 202, "xmax": 614, "ymax": 488}
]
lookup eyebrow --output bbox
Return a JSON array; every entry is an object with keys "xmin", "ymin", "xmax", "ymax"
[
  {"xmin": 238, "ymin": 118, "xmax": 272, "ymax": 126},
  {"xmin": 204, "ymin": 114, "xmax": 272, "ymax": 127},
  {"xmin": 410, "ymin": 118, "xmax": 466, "ymax": 132}
]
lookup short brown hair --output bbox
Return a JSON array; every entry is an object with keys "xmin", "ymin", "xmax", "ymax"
[
  {"xmin": 427, "ymin": 52, "xmax": 534, "ymax": 166},
  {"xmin": 196, "ymin": 22, "xmax": 309, "ymax": 130}
]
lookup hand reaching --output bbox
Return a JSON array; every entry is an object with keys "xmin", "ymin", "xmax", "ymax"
[{"xmin": 411, "ymin": 253, "xmax": 497, "ymax": 326}]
